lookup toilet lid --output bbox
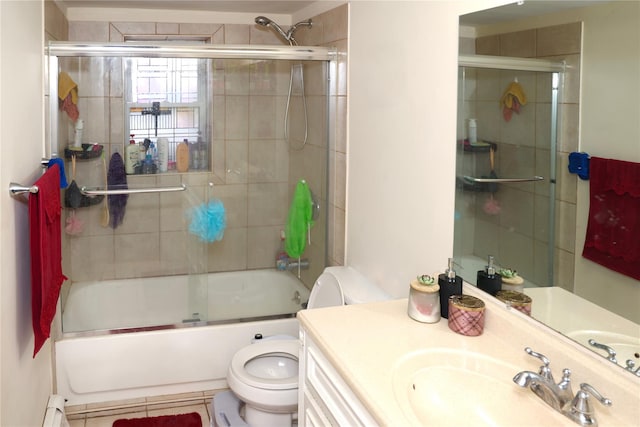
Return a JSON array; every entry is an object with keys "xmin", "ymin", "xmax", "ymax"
[
  {"xmin": 307, "ymin": 272, "xmax": 344, "ymax": 309},
  {"xmin": 229, "ymin": 340, "xmax": 299, "ymax": 390}
]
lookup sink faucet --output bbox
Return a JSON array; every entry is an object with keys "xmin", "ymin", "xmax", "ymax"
[
  {"xmin": 513, "ymin": 347, "xmax": 612, "ymax": 426},
  {"xmin": 513, "ymin": 347, "xmax": 574, "ymax": 410}
]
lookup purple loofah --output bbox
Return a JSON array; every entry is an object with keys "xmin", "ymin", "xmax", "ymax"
[{"xmin": 107, "ymin": 152, "xmax": 128, "ymax": 228}]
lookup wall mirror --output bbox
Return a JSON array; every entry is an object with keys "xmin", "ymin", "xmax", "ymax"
[{"xmin": 455, "ymin": 0, "xmax": 640, "ymax": 376}]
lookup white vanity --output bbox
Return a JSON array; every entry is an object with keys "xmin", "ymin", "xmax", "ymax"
[{"xmin": 297, "ymin": 285, "xmax": 640, "ymax": 426}]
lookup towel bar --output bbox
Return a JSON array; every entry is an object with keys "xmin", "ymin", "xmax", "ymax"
[
  {"xmin": 463, "ymin": 175, "xmax": 544, "ymax": 183},
  {"xmin": 80, "ymin": 184, "xmax": 187, "ymax": 196},
  {"xmin": 9, "ymin": 182, "xmax": 39, "ymax": 204}
]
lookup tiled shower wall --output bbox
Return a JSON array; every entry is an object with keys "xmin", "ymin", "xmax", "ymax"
[
  {"xmin": 55, "ymin": 5, "xmax": 348, "ymax": 291},
  {"xmin": 459, "ymin": 22, "xmax": 580, "ymax": 289}
]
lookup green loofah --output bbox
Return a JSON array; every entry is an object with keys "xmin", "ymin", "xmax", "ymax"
[{"xmin": 285, "ymin": 180, "xmax": 314, "ymax": 258}]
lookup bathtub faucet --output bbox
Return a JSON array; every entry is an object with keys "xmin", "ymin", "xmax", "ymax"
[{"xmin": 285, "ymin": 258, "xmax": 309, "ymax": 271}]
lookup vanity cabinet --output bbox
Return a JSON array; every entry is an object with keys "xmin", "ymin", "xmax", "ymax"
[{"xmin": 298, "ymin": 328, "xmax": 378, "ymax": 427}]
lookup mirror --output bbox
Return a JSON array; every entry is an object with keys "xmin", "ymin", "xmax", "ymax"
[{"xmin": 455, "ymin": 0, "xmax": 640, "ymax": 375}]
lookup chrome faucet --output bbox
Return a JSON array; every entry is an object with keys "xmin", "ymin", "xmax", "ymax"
[
  {"xmin": 588, "ymin": 339, "xmax": 617, "ymax": 364},
  {"xmin": 624, "ymin": 359, "xmax": 640, "ymax": 377},
  {"xmin": 513, "ymin": 347, "xmax": 612, "ymax": 426},
  {"xmin": 513, "ymin": 347, "xmax": 574, "ymax": 410}
]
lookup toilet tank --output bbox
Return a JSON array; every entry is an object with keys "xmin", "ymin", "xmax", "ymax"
[{"xmin": 308, "ymin": 266, "xmax": 390, "ymax": 309}]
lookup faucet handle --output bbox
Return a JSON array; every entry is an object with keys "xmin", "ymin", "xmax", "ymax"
[
  {"xmin": 566, "ymin": 383, "xmax": 612, "ymax": 427},
  {"xmin": 524, "ymin": 347, "xmax": 554, "ymax": 380},
  {"xmin": 588, "ymin": 339, "xmax": 617, "ymax": 364}
]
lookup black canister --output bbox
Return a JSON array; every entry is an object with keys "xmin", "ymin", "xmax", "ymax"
[
  {"xmin": 477, "ymin": 255, "xmax": 502, "ymax": 296},
  {"xmin": 438, "ymin": 258, "xmax": 463, "ymax": 319}
]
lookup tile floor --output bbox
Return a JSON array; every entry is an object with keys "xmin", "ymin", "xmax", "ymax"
[{"xmin": 66, "ymin": 391, "xmax": 215, "ymax": 427}]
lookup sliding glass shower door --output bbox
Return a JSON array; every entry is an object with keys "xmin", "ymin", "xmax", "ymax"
[{"xmin": 454, "ymin": 57, "xmax": 562, "ymax": 289}]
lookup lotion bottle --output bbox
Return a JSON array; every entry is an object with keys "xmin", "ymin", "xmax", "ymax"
[
  {"xmin": 124, "ymin": 134, "xmax": 138, "ymax": 175},
  {"xmin": 477, "ymin": 255, "xmax": 502, "ymax": 296},
  {"xmin": 438, "ymin": 258, "xmax": 463, "ymax": 319},
  {"xmin": 176, "ymin": 139, "xmax": 190, "ymax": 173}
]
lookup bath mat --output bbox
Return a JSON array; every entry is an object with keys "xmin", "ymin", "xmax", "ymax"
[{"xmin": 113, "ymin": 412, "xmax": 202, "ymax": 427}]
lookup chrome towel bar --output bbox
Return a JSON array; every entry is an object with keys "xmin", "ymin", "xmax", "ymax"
[
  {"xmin": 463, "ymin": 175, "xmax": 545, "ymax": 183},
  {"xmin": 80, "ymin": 184, "xmax": 187, "ymax": 196}
]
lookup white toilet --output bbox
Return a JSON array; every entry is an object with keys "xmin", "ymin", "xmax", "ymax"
[{"xmin": 224, "ymin": 266, "xmax": 390, "ymax": 427}]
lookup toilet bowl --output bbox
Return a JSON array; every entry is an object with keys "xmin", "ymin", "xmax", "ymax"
[{"xmin": 224, "ymin": 266, "xmax": 390, "ymax": 427}]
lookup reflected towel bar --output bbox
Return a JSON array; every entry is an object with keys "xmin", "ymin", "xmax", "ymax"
[
  {"xmin": 80, "ymin": 184, "xmax": 187, "ymax": 196},
  {"xmin": 463, "ymin": 175, "xmax": 545, "ymax": 183}
]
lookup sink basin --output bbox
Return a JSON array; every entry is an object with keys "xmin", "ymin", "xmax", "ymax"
[
  {"xmin": 392, "ymin": 349, "xmax": 564, "ymax": 426},
  {"xmin": 566, "ymin": 330, "xmax": 640, "ymax": 365}
]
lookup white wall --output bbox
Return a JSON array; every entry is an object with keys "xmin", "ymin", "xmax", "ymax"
[
  {"xmin": 574, "ymin": 1, "xmax": 640, "ymax": 322},
  {"xmin": 346, "ymin": 0, "xmax": 510, "ymax": 297},
  {"xmin": 0, "ymin": 1, "xmax": 51, "ymax": 425}
]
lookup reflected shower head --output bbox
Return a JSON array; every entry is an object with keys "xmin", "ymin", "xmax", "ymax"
[{"xmin": 254, "ymin": 16, "xmax": 313, "ymax": 46}]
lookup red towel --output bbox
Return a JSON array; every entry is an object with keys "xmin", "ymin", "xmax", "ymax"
[
  {"xmin": 29, "ymin": 165, "xmax": 67, "ymax": 357},
  {"xmin": 582, "ymin": 156, "xmax": 640, "ymax": 280}
]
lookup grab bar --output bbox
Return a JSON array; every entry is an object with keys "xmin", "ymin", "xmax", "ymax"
[
  {"xmin": 80, "ymin": 184, "xmax": 187, "ymax": 196},
  {"xmin": 463, "ymin": 175, "xmax": 544, "ymax": 183}
]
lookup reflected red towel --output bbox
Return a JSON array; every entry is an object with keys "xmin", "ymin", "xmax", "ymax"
[
  {"xmin": 29, "ymin": 165, "xmax": 67, "ymax": 357},
  {"xmin": 582, "ymin": 156, "xmax": 640, "ymax": 280}
]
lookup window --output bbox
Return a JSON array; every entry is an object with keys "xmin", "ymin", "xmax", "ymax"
[{"xmin": 124, "ymin": 47, "xmax": 211, "ymax": 171}]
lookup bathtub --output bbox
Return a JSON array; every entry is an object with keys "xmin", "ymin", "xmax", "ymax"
[{"xmin": 56, "ymin": 269, "xmax": 310, "ymax": 405}]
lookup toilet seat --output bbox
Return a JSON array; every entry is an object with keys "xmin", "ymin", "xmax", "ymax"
[{"xmin": 229, "ymin": 339, "xmax": 299, "ymax": 390}]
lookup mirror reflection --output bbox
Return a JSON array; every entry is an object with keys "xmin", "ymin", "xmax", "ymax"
[{"xmin": 455, "ymin": 0, "xmax": 640, "ymax": 375}]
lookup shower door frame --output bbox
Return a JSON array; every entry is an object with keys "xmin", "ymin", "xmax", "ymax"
[
  {"xmin": 456, "ymin": 54, "xmax": 565, "ymax": 287},
  {"xmin": 47, "ymin": 42, "xmax": 337, "ymax": 335}
]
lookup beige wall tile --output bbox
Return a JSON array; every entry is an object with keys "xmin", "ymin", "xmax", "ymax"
[
  {"xmin": 225, "ymin": 96, "xmax": 249, "ymax": 139},
  {"xmin": 247, "ymin": 225, "xmax": 281, "ymax": 269},
  {"xmin": 225, "ymin": 139, "xmax": 248, "ymax": 184},
  {"xmin": 248, "ymin": 140, "xmax": 289, "ymax": 183},
  {"xmin": 207, "ymin": 227, "xmax": 247, "ymax": 272},
  {"xmin": 112, "ymin": 22, "xmax": 156, "ymax": 36},
  {"xmin": 69, "ymin": 21, "xmax": 109, "ymax": 42},
  {"xmin": 554, "ymin": 199, "xmax": 576, "ymax": 253},
  {"xmin": 179, "ymin": 23, "xmax": 222, "ymax": 36},
  {"xmin": 537, "ymin": 22, "xmax": 581, "ymax": 57},
  {"xmin": 320, "ymin": 3, "xmax": 348, "ymax": 44},
  {"xmin": 500, "ymin": 29, "xmax": 536, "ymax": 57},
  {"xmin": 225, "ymin": 24, "xmax": 250, "ymax": 44},
  {"xmin": 156, "ymin": 23, "xmax": 179, "ymax": 35},
  {"xmin": 476, "ymin": 35, "xmax": 500, "ymax": 55},
  {"xmin": 554, "ymin": 248, "xmax": 575, "ymax": 292},
  {"xmin": 558, "ymin": 103, "xmax": 579, "ymax": 153},
  {"xmin": 498, "ymin": 227, "xmax": 534, "ymax": 278},
  {"xmin": 114, "ymin": 232, "xmax": 160, "ymax": 278},
  {"xmin": 247, "ymin": 182, "xmax": 288, "ymax": 226},
  {"xmin": 69, "ymin": 234, "xmax": 115, "ymax": 282}
]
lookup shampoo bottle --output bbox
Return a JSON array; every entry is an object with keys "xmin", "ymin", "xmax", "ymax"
[
  {"xmin": 438, "ymin": 258, "xmax": 463, "ymax": 319},
  {"xmin": 124, "ymin": 134, "xmax": 138, "ymax": 174},
  {"xmin": 477, "ymin": 255, "xmax": 502, "ymax": 296},
  {"xmin": 157, "ymin": 137, "xmax": 169, "ymax": 173}
]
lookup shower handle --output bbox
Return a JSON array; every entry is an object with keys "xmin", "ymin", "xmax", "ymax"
[{"xmin": 463, "ymin": 175, "xmax": 544, "ymax": 183}]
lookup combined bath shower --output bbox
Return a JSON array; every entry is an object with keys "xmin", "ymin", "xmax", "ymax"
[{"xmin": 255, "ymin": 16, "xmax": 313, "ymax": 147}]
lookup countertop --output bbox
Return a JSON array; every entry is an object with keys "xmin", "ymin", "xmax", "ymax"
[{"xmin": 298, "ymin": 286, "xmax": 640, "ymax": 426}]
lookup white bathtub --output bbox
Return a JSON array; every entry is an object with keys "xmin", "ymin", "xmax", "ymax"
[
  {"xmin": 63, "ymin": 269, "xmax": 309, "ymax": 333},
  {"xmin": 56, "ymin": 269, "xmax": 310, "ymax": 405}
]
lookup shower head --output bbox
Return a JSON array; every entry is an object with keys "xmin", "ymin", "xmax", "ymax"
[
  {"xmin": 254, "ymin": 16, "xmax": 289, "ymax": 43},
  {"xmin": 254, "ymin": 16, "xmax": 313, "ymax": 46}
]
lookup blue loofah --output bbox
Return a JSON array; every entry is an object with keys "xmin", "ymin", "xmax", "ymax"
[{"xmin": 188, "ymin": 199, "xmax": 226, "ymax": 243}]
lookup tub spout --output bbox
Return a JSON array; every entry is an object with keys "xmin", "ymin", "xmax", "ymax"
[{"xmin": 286, "ymin": 258, "xmax": 309, "ymax": 271}]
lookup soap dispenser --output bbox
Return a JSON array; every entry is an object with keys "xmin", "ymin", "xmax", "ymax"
[
  {"xmin": 477, "ymin": 255, "xmax": 502, "ymax": 296},
  {"xmin": 438, "ymin": 258, "xmax": 463, "ymax": 319}
]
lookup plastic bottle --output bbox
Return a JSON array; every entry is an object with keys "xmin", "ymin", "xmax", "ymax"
[
  {"xmin": 176, "ymin": 139, "xmax": 190, "ymax": 173},
  {"xmin": 438, "ymin": 258, "xmax": 463, "ymax": 319},
  {"xmin": 276, "ymin": 230, "xmax": 288, "ymax": 270},
  {"xmin": 468, "ymin": 118, "xmax": 477, "ymax": 144},
  {"xmin": 73, "ymin": 119, "xmax": 84, "ymax": 147},
  {"xmin": 477, "ymin": 255, "xmax": 502, "ymax": 296},
  {"xmin": 124, "ymin": 134, "xmax": 138, "ymax": 174},
  {"xmin": 197, "ymin": 132, "xmax": 208, "ymax": 170},
  {"xmin": 157, "ymin": 137, "xmax": 169, "ymax": 173}
]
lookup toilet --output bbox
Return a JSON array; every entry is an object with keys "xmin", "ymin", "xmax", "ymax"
[{"xmin": 223, "ymin": 266, "xmax": 390, "ymax": 427}]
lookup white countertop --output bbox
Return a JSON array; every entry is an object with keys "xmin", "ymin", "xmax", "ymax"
[{"xmin": 298, "ymin": 287, "xmax": 640, "ymax": 426}]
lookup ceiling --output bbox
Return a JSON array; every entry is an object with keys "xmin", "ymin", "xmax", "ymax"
[
  {"xmin": 57, "ymin": 0, "xmax": 315, "ymax": 14},
  {"xmin": 460, "ymin": 0, "xmax": 611, "ymax": 26}
]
